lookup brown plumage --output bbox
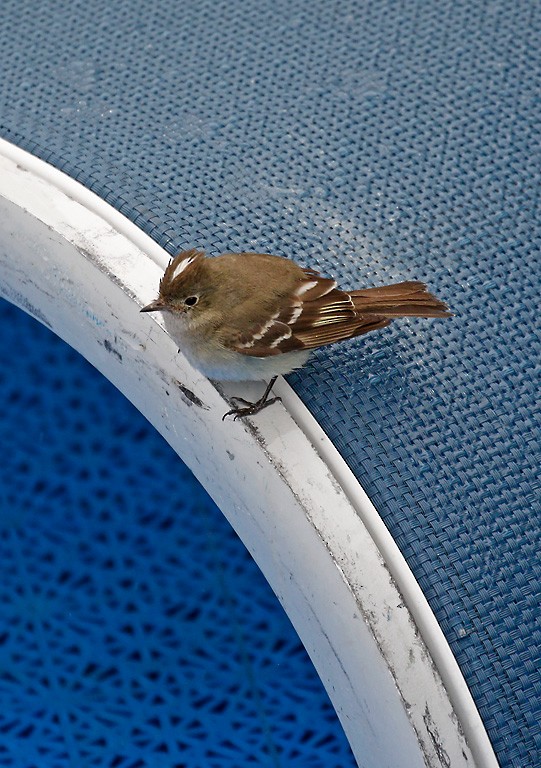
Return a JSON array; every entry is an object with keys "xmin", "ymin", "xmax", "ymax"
[
  {"xmin": 142, "ymin": 249, "xmax": 451, "ymax": 417},
  {"xmin": 220, "ymin": 262, "xmax": 449, "ymax": 357}
]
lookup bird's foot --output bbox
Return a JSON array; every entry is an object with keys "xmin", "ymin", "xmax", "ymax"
[
  {"xmin": 222, "ymin": 396, "xmax": 281, "ymax": 421},
  {"xmin": 222, "ymin": 377, "xmax": 280, "ymax": 421}
]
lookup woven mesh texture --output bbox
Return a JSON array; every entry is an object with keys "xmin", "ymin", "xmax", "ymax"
[
  {"xmin": 0, "ymin": 299, "xmax": 356, "ymax": 768},
  {"xmin": 0, "ymin": 1, "xmax": 540, "ymax": 766}
]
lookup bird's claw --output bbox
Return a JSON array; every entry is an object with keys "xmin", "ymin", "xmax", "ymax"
[{"xmin": 222, "ymin": 396, "xmax": 281, "ymax": 421}]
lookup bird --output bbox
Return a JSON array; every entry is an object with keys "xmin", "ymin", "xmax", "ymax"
[{"xmin": 141, "ymin": 249, "xmax": 451, "ymax": 419}]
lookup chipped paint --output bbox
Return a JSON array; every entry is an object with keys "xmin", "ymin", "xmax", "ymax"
[
  {"xmin": 102, "ymin": 337, "xmax": 123, "ymax": 361},
  {"xmin": 176, "ymin": 380, "xmax": 208, "ymax": 409}
]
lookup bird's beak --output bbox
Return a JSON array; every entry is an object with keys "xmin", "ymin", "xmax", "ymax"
[{"xmin": 140, "ymin": 299, "xmax": 166, "ymax": 313}]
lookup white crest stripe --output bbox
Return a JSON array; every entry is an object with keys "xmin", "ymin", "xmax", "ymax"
[{"xmin": 172, "ymin": 255, "xmax": 197, "ymax": 280}]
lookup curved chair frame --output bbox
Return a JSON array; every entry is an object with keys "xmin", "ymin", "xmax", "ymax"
[{"xmin": 0, "ymin": 138, "xmax": 498, "ymax": 768}]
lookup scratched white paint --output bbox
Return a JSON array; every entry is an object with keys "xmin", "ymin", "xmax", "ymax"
[{"xmin": 0, "ymin": 138, "xmax": 498, "ymax": 768}]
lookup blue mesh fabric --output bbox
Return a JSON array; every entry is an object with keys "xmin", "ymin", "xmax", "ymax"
[
  {"xmin": 0, "ymin": 299, "xmax": 356, "ymax": 768},
  {"xmin": 0, "ymin": 1, "xmax": 539, "ymax": 766}
]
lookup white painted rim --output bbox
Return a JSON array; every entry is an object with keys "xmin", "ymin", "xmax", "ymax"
[{"xmin": 0, "ymin": 137, "xmax": 498, "ymax": 768}]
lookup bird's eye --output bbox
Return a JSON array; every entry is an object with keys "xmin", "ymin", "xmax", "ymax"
[{"xmin": 184, "ymin": 295, "xmax": 199, "ymax": 306}]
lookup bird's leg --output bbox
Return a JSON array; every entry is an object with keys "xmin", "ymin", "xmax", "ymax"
[{"xmin": 222, "ymin": 377, "xmax": 280, "ymax": 420}]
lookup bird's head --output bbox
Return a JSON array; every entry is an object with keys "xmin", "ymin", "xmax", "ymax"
[{"xmin": 141, "ymin": 249, "xmax": 212, "ymax": 316}]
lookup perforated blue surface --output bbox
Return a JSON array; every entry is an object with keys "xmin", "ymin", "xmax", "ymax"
[
  {"xmin": 0, "ymin": 1, "xmax": 540, "ymax": 766},
  {"xmin": 0, "ymin": 299, "xmax": 356, "ymax": 767}
]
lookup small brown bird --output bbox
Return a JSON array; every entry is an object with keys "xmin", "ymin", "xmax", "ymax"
[{"xmin": 141, "ymin": 249, "xmax": 451, "ymax": 418}]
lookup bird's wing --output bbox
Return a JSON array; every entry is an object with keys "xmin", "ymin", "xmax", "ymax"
[{"xmin": 226, "ymin": 268, "xmax": 391, "ymax": 357}]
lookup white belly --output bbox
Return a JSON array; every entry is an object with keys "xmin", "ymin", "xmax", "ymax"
[{"xmin": 162, "ymin": 311, "xmax": 310, "ymax": 381}]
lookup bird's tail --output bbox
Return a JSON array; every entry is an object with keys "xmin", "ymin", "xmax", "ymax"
[{"xmin": 350, "ymin": 281, "xmax": 451, "ymax": 318}]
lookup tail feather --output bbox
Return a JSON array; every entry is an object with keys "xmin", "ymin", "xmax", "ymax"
[{"xmin": 350, "ymin": 281, "xmax": 451, "ymax": 319}]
